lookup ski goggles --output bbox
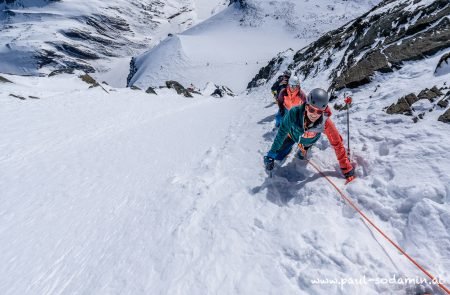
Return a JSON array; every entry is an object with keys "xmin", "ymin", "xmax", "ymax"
[{"xmin": 306, "ymin": 104, "xmax": 325, "ymax": 115}]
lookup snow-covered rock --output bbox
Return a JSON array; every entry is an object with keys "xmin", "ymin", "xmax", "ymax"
[{"xmin": 435, "ymin": 52, "xmax": 450, "ymax": 76}]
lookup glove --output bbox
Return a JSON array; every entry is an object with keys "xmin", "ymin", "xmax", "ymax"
[
  {"xmin": 272, "ymin": 90, "xmax": 277, "ymax": 98},
  {"xmin": 343, "ymin": 167, "xmax": 355, "ymax": 182},
  {"xmin": 264, "ymin": 155, "xmax": 275, "ymax": 171},
  {"xmin": 297, "ymin": 144, "xmax": 310, "ymax": 160}
]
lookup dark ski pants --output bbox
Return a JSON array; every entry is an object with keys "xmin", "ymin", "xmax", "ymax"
[
  {"xmin": 272, "ymin": 136, "xmax": 296, "ymax": 161},
  {"xmin": 275, "ymin": 111, "xmax": 283, "ymax": 127}
]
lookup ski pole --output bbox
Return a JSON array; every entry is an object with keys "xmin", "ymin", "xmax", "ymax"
[{"xmin": 344, "ymin": 96, "xmax": 352, "ymax": 156}]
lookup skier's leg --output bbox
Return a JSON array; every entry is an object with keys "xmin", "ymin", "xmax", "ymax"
[
  {"xmin": 273, "ymin": 137, "xmax": 296, "ymax": 161},
  {"xmin": 275, "ymin": 111, "xmax": 282, "ymax": 127}
]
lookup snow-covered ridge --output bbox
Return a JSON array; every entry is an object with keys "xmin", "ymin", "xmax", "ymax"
[{"xmin": 0, "ymin": 0, "xmax": 228, "ymax": 77}]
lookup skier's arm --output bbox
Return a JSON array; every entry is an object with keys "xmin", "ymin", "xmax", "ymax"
[
  {"xmin": 269, "ymin": 108, "xmax": 295, "ymax": 154},
  {"xmin": 324, "ymin": 118, "xmax": 353, "ymax": 174}
]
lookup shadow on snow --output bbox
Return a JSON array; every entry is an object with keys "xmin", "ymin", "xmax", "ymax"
[{"xmin": 251, "ymin": 158, "xmax": 340, "ymax": 206}]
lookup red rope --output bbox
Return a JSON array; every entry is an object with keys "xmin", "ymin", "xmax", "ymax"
[{"xmin": 307, "ymin": 159, "xmax": 450, "ymax": 294}]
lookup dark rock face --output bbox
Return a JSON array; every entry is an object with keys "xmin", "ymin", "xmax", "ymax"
[
  {"xmin": 247, "ymin": 50, "xmax": 292, "ymax": 90},
  {"xmin": 9, "ymin": 93, "xmax": 26, "ymax": 100},
  {"xmin": 79, "ymin": 74, "xmax": 100, "ymax": 87},
  {"xmin": 146, "ymin": 87, "xmax": 157, "ymax": 95},
  {"xmin": 211, "ymin": 85, "xmax": 235, "ymax": 97},
  {"xmin": 0, "ymin": 75, "xmax": 13, "ymax": 83},
  {"xmin": 333, "ymin": 51, "xmax": 391, "ymax": 90},
  {"xmin": 247, "ymin": 56, "xmax": 284, "ymax": 89},
  {"xmin": 47, "ymin": 42, "xmax": 100, "ymax": 60},
  {"xmin": 126, "ymin": 57, "xmax": 137, "ymax": 88},
  {"xmin": 437, "ymin": 98, "xmax": 449, "ymax": 108},
  {"xmin": 386, "ymin": 85, "xmax": 450, "ymax": 123},
  {"xmin": 417, "ymin": 87, "xmax": 443, "ymax": 102},
  {"xmin": 438, "ymin": 109, "xmax": 450, "ymax": 123},
  {"xmin": 229, "ymin": 0, "xmax": 247, "ymax": 8},
  {"xmin": 166, "ymin": 81, "xmax": 193, "ymax": 98},
  {"xmin": 386, "ymin": 93, "xmax": 418, "ymax": 115},
  {"xmin": 48, "ymin": 68, "xmax": 75, "ymax": 77},
  {"xmin": 435, "ymin": 52, "xmax": 450, "ymax": 74},
  {"xmin": 37, "ymin": 52, "xmax": 96, "ymax": 73},
  {"xmin": 59, "ymin": 29, "xmax": 116, "ymax": 53}
]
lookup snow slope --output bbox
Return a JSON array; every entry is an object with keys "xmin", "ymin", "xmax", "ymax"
[
  {"xmin": 1, "ymin": 56, "xmax": 449, "ymax": 295},
  {"xmin": 128, "ymin": 0, "xmax": 382, "ymax": 92}
]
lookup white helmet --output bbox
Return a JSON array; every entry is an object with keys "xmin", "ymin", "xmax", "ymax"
[{"xmin": 288, "ymin": 76, "xmax": 300, "ymax": 87}]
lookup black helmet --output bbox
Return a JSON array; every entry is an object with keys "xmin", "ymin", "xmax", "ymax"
[
  {"xmin": 283, "ymin": 70, "xmax": 291, "ymax": 77},
  {"xmin": 307, "ymin": 88, "xmax": 329, "ymax": 109}
]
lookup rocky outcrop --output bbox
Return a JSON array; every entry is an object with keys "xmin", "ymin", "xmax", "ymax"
[
  {"xmin": 126, "ymin": 57, "xmax": 137, "ymax": 87},
  {"xmin": 417, "ymin": 86, "xmax": 443, "ymax": 102},
  {"xmin": 333, "ymin": 51, "xmax": 392, "ymax": 90},
  {"xmin": 146, "ymin": 87, "xmax": 157, "ymax": 95},
  {"xmin": 437, "ymin": 98, "xmax": 449, "ymax": 108},
  {"xmin": 386, "ymin": 93, "xmax": 418, "ymax": 116},
  {"xmin": 211, "ymin": 85, "xmax": 235, "ymax": 98},
  {"xmin": 438, "ymin": 109, "xmax": 450, "ymax": 123},
  {"xmin": 79, "ymin": 73, "xmax": 100, "ymax": 87},
  {"xmin": 386, "ymin": 85, "xmax": 450, "ymax": 123},
  {"xmin": 0, "ymin": 75, "xmax": 13, "ymax": 83},
  {"xmin": 48, "ymin": 68, "xmax": 75, "ymax": 77},
  {"xmin": 229, "ymin": 0, "xmax": 248, "ymax": 8},
  {"xmin": 435, "ymin": 52, "xmax": 450, "ymax": 75},
  {"xmin": 47, "ymin": 42, "xmax": 100, "ymax": 60},
  {"xmin": 247, "ymin": 50, "xmax": 292, "ymax": 89},
  {"xmin": 9, "ymin": 94, "xmax": 26, "ymax": 100},
  {"xmin": 250, "ymin": 0, "xmax": 450, "ymax": 92},
  {"xmin": 247, "ymin": 56, "xmax": 284, "ymax": 89},
  {"xmin": 166, "ymin": 81, "xmax": 193, "ymax": 98}
]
